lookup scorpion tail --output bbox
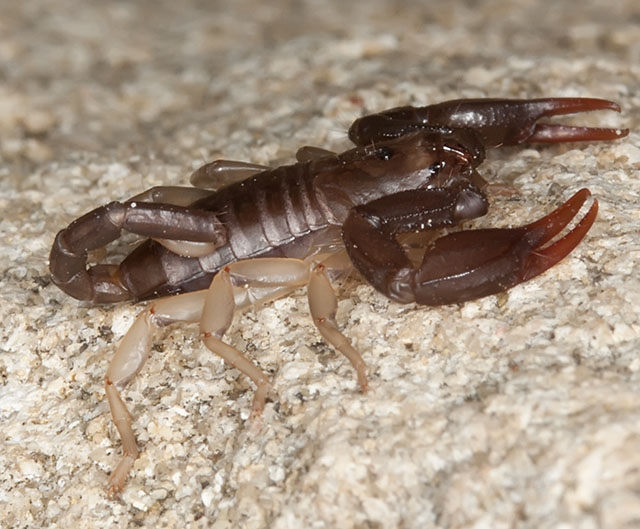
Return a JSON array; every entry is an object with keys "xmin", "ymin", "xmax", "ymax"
[{"xmin": 49, "ymin": 201, "xmax": 226, "ymax": 303}]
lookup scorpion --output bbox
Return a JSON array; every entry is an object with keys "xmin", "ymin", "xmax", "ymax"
[{"xmin": 49, "ymin": 97, "xmax": 628, "ymax": 494}]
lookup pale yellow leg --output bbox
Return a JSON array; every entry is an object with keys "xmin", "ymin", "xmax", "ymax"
[
  {"xmin": 104, "ymin": 253, "xmax": 363, "ymax": 495},
  {"xmin": 200, "ymin": 259, "xmax": 310, "ymax": 414},
  {"xmin": 308, "ymin": 263, "xmax": 368, "ymax": 391},
  {"xmin": 104, "ymin": 290, "xmax": 206, "ymax": 496}
]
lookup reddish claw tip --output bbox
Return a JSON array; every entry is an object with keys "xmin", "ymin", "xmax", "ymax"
[
  {"xmin": 531, "ymin": 98, "xmax": 622, "ymax": 115},
  {"xmin": 520, "ymin": 189, "xmax": 598, "ymax": 282},
  {"xmin": 522, "ymin": 188, "xmax": 591, "ymax": 246},
  {"xmin": 525, "ymin": 98, "xmax": 629, "ymax": 143}
]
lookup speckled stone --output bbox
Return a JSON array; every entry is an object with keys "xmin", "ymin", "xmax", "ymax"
[{"xmin": 1, "ymin": 1, "xmax": 639, "ymax": 528}]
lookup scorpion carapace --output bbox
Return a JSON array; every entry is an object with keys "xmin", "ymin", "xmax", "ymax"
[{"xmin": 48, "ymin": 97, "xmax": 629, "ymax": 494}]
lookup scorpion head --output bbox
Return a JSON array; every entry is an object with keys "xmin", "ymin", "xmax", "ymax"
[{"xmin": 315, "ymin": 130, "xmax": 485, "ymax": 220}]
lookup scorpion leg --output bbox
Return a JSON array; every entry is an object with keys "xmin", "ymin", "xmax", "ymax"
[
  {"xmin": 153, "ymin": 238, "xmax": 224, "ymax": 258},
  {"xmin": 295, "ymin": 146, "xmax": 336, "ymax": 162},
  {"xmin": 105, "ymin": 253, "xmax": 359, "ymax": 494},
  {"xmin": 130, "ymin": 186, "xmax": 214, "ymax": 206},
  {"xmin": 308, "ymin": 262, "xmax": 368, "ymax": 391},
  {"xmin": 191, "ymin": 150, "xmax": 338, "ymax": 188},
  {"xmin": 343, "ymin": 187, "xmax": 596, "ymax": 305},
  {"xmin": 201, "ymin": 259, "xmax": 310, "ymax": 415},
  {"xmin": 105, "ymin": 290, "xmax": 208, "ymax": 495},
  {"xmin": 201, "ymin": 255, "xmax": 363, "ymax": 414},
  {"xmin": 50, "ymin": 201, "xmax": 226, "ymax": 302},
  {"xmin": 190, "ymin": 159, "xmax": 270, "ymax": 189},
  {"xmin": 348, "ymin": 97, "xmax": 628, "ymax": 148},
  {"xmin": 105, "ymin": 271, "xmax": 311, "ymax": 495},
  {"xmin": 105, "ymin": 279, "xmax": 301, "ymax": 495}
]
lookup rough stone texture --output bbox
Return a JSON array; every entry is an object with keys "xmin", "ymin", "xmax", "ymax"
[{"xmin": 1, "ymin": 1, "xmax": 639, "ymax": 528}]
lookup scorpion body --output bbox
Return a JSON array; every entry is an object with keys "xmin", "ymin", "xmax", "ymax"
[
  {"xmin": 49, "ymin": 97, "xmax": 629, "ymax": 494},
  {"xmin": 52, "ymin": 130, "xmax": 487, "ymax": 304}
]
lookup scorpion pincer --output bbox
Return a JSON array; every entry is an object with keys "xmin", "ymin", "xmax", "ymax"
[{"xmin": 49, "ymin": 97, "xmax": 628, "ymax": 494}]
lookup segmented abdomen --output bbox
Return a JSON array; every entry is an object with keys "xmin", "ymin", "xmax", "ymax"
[{"xmin": 200, "ymin": 162, "xmax": 334, "ymax": 262}]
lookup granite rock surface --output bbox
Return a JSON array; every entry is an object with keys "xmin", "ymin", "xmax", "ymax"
[{"xmin": 1, "ymin": 1, "xmax": 639, "ymax": 528}]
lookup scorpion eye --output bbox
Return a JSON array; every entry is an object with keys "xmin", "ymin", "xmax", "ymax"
[{"xmin": 375, "ymin": 146, "xmax": 394, "ymax": 161}]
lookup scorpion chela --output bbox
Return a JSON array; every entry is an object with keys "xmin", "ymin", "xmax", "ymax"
[{"xmin": 49, "ymin": 97, "xmax": 628, "ymax": 494}]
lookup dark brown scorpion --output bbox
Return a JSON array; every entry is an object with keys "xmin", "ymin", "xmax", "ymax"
[{"xmin": 49, "ymin": 97, "xmax": 628, "ymax": 494}]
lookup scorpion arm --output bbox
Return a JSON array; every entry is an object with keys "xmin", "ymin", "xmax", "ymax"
[
  {"xmin": 343, "ymin": 188, "xmax": 597, "ymax": 306},
  {"xmin": 348, "ymin": 97, "xmax": 629, "ymax": 148},
  {"xmin": 49, "ymin": 201, "xmax": 226, "ymax": 302},
  {"xmin": 342, "ymin": 185, "xmax": 489, "ymax": 303}
]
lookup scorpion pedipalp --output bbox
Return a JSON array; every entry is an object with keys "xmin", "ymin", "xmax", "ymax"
[
  {"xmin": 348, "ymin": 97, "xmax": 629, "ymax": 148},
  {"xmin": 343, "ymin": 188, "xmax": 597, "ymax": 306}
]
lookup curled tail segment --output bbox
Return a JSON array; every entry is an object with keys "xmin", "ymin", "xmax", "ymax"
[{"xmin": 50, "ymin": 201, "xmax": 225, "ymax": 303}]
